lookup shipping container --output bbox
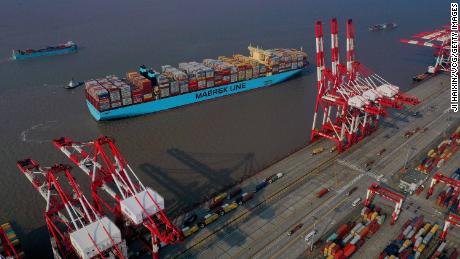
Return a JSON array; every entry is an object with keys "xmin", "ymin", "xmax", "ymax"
[{"xmin": 316, "ymin": 188, "xmax": 329, "ymax": 198}]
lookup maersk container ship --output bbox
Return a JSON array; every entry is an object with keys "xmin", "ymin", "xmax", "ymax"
[
  {"xmin": 12, "ymin": 41, "xmax": 77, "ymax": 60},
  {"xmin": 85, "ymin": 46, "xmax": 308, "ymax": 121}
]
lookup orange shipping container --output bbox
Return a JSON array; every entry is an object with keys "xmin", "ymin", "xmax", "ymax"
[{"xmin": 359, "ymin": 227, "xmax": 370, "ymax": 239}]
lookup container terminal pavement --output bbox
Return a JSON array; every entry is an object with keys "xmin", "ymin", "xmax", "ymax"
[{"xmin": 161, "ymin": 74, "xmax": 460, "ymax": 259}]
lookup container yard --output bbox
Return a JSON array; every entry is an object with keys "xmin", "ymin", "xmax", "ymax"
[
  {"xmin": 321, "ymin": 205, "xmax": 387, "ymax": 259},
  {"xmin": 84, "ymin": 46, "xmax": 307, "ymax": 120}
]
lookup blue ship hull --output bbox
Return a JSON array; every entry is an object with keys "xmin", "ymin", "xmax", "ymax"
[
  {"xmin": 13, "ymin": 46, "xmax": 77, "ymax": 60},
  {"xmin": 87, "ymin": 68, "xmax": 303, "ymax": 121}
]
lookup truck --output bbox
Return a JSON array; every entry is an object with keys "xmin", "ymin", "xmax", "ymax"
[
  {"xmin": 266, "ymin": 172, "xmax": 284, "ymax": 184},
  {"xmin": 255, "ymin": 181, "xmax": 268, "ymax": 192},
  {"xmin": 311, "ymin": 147, "xmax": 325, "ymax": 155},
  {"xmin": 346, "ymin": 187, "xmax": 358, "ymax": 196},
  {"xmin": 182, "ymin": 225, "xmax": 199, "ymax": 237},
  {"xmin": 215, "ymin": 202, "xmax": 238, "ymax": 216},
  {"xmin": 198, "ymin": 213, "xmax": 220, "ymax": 228},
  {"xmin": 316, "ymin": 188, "xmax": 329, "ymax": 198},
  {"xmin": 228, "ymin": 186, "xmax": 242, "ymax": 199},
  {"xmin": 236, "ymin": 192, "xmax": 255, "ymax": 205}
]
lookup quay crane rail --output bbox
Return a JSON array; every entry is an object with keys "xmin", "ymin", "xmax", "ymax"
[
  {"xmin": 364, "ymin": 183, "xmax": 405, "ymax": 225},
  {"xmin": 53, "ymin": 136, "xmax": 183, "ymax": 259},
  {"xmin": 16, "ymin": 159, "xmax": 127, "ymax": 259}
]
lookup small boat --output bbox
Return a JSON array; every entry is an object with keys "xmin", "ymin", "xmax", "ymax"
[
  {"xmin": 412, "ymin": 72, "xmax": 431, "ymax": 82},
  {"xmin": 65, "ymin": 78, "xmax": 84, "ymax": 89},
  {"xmin": 369, "ymin": 23, "xmax": 398, "ymax": 32}
]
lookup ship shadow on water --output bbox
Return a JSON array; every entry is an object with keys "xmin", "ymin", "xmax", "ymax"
[{"xmin": 20, "ymin": 224, "xmax": 53, "ymax": 259}]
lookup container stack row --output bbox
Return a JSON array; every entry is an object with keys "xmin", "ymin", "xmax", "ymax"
[
  {"xmin": 323, "ymin": 205, "xmax": 386, "ymax": 259},
  {"xmin": 248, "ymin": 46, "xmax": 307, "ymax": 73},
  {"xmin": 0, "ymin": 223, "xmax": 24, "ymax": 258},
  {"xmin": 85, "ymin": 46, "xmax": 307, "ymax": 112},
  {"xmin": 417, "ymin": 126, "xmax": 460, "ymax": 173},
  {"xmin": 379, "ymin": 216, "xmax": 453, "ymax": 259},
  {"xmin": 435, "ymin": 169, "xmax": 460, "ymax": 213}
]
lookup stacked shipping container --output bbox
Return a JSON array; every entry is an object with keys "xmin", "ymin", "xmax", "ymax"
[
  {"xmin": 323, "ymin": 205, "xmax": 386, "ymax": 259},
  {"xmin": 417, "ymin": 126, "xmax": 460, "ymax": 173},
  {"xmin": 435, "ymin": 169, "xmax": 460, "ymax": 213},
  {"xmin": 84, "ymin": 46, "xmax": 307, "ymax": 112},
  {"xmin": 0, "ymin": 223, "xmax": 24, "ymax": 258},
  {"xmin": 379, "ymin": 216, "xmax": 449, "ymax": 259}
]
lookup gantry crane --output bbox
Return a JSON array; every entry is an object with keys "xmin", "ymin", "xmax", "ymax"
[
  {"xmin": 401, "ymin": 25, "xmax": 453, "ymax": 74},
  {"xmin": 426, "ymin": 172, "xmax": 460, "ymax": 211},
  {"xmin": 441, "ymin": 213, "xmax": 460, "ymax": 240},
  {"xmin": 311, "ymin": 18, "xmax": 419, "ymax": 152},
  {"xmin": 53, "ymin": 136, "xmax": 183, "ymax": 259},
  {"xmin": 364, "ymin": 183, "xmax": 405, "ymax": 225},
  {"xmin": 16, "ymin": 159, "xmax": 127, "ymax": 259}
]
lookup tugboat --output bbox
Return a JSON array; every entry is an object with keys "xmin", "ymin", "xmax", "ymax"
[
  {"xmin": 369, "ymin": 23, "xmax": 398, "ymax": 32},
  {"xmin": 65, "ymin": 78, "xmax": 84, "ymax": 89},
  {"xmin": 412, "ymin": 72, "xmax": 431, "ymax": 82}
]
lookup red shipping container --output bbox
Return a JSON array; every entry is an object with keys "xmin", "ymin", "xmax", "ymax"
[
  {"xmin": 316, "ymin": 188, "xmax": 329, "ymax": 198},
  {"xmin": 337, "ymin": 224, "xmax": 349, "ymax": 238},
  {"xmin": 334, "ymin": 249, "xmax": 344, "ymax": 259},
  {"xmin": 331, "ymin": 245, "xmax": 340, "ymax": 255},
  {"xmin": 343, "ymin": 244, "xmax": 356, "ymax": 257},
  {"xmin": 449, "ymin": 248, "xmax": 458, "ymax": 259}
]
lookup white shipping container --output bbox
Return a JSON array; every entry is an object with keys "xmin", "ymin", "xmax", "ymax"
[
  {"xmin": 406, "ymin": 229, "xmax": 416, "ymax": 239},
  {"xmin": 422, "ymin": 232, "xmax": 433, "ymax": 244},
  {"xmin": 350, "ymin": 236, "xmax": 360, "ymax": 245},
  {"xmin": 403, "ymin": 225, "xmax": 413, "ymax": 237},
  {"xmin": 343, "ymin": 233, "xmax": 353, "ymax": 244}
]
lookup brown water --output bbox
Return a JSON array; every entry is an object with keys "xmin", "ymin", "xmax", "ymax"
[{"xmin": 0, "ymin": 0, "xmax": 449, "ymax": 257}]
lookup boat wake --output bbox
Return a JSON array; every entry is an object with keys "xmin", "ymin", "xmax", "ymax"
[{"xmin": 20, "ymin": 120, "xmax": 58, "ymax": 144}]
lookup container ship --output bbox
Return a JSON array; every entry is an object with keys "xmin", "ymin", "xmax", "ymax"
[
  {"xmin": 12, "ymin": 41, "xmax": 77, "ymax": 60},
  {"xmin": 85, "ymin": 46, "xmax": 308, "ymax": 121}
]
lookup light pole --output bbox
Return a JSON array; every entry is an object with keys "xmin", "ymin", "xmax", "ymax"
[{"xmin": 404, "ymin": 146, "xmax": 416, "ymax": 170}]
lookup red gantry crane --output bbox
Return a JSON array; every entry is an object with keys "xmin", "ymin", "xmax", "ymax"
[
  {"xmin": 441, "ymin": 213, "xmax": 460, "ymax": 240},
  {"xmin": 311, "ymin": 18, "xmax": 419, "ymax": 152},
  {"xmin": 401, "ymin": 25, "xmax": 453, "ymax": 74},
  {"xmin": 52, "ymin": 136, "xmax": 183, "ymax": 259},
  {"xmin": 364, "ymin": 183, "xmax": 405, "ymax": 225},
  {"xmin": 426, "ymin": 172, "xmax": 460, "ymax": 210},
  {"xmin": 16, "ymin": 159, "xmax": 127, "ymax": 259}
]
